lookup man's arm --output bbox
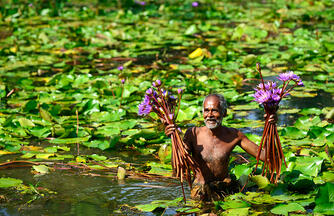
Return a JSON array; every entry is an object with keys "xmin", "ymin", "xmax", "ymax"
[
  {"xmin": 165, "ymin": 125, "xmax": 193, "ymax": 153},
  {"xmin": 183, "ymin": 127, "xmax": 194, "ymax": 153},
  {"xmin": 238, "ymin": 131, "xmax": 265, "ymax": 162},
  {"xmin": 238, "ymin": 113, "xmax": 277, "ymax": 161}
]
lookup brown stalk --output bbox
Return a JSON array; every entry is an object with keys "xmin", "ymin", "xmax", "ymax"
[
  {"xmin": 76, "ymin": 109, "xmax": 80, "ymax": 156},
  {"xmin": 275, "ymin": 126, "xmax": 287, "ymax": 167}
]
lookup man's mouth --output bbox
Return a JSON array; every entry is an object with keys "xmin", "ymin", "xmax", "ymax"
[
  {"xmin": 205, "ymin": 118, "xmax": 217, "ymax": 123},
  {"xmin": 204, "ymin": 117, "xmax": 222, "ymax": 129}
]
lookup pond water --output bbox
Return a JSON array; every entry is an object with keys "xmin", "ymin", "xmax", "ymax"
[{"xmin": 0, "ymin": 151, "xmax": 186, "ymax": 216}]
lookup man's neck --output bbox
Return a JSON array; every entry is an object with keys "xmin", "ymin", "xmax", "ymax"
[{"xmin": 206, "ymin": 125, "xmax": 223, "ymax": 136}]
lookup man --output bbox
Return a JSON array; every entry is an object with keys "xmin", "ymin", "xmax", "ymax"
[{"xmin": 165, "ymin": 93, "xmax": 270, "ymax": 201}]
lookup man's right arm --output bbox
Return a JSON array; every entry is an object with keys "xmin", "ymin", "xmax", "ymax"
[
  {"xmin": 165, "ymin": 125, "xmax": 194, "ymax": 153},
  {"xmin": 183, "ymin": 127, "xmax": 194, "ymax": 153}
]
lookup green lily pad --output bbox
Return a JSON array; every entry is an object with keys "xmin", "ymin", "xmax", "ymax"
[
  {"xmin": 49, "ymin": 136, "xmax": 91, "ymax": 144},
  {"xmin": 32, "ymin": 165, "xmax": 49, "ymax": 174},
  {"xmin": 293, "ymin": 156, "xmax": 323, "ymax": 177},
  {"xmin": 221, "ymin": 207, "xmax": 250, "ymax": 216},
  {"xmin": 270, "ymin": 203, "xmax": 305, "ymax": 216},
  {"xmin": 314, "ymin": 183, "xmax": 334, "ymax": 215},
  {"xmin": 250, "ymin": 175, "xmax": 270, "ymax": 189},
  {"xmin": 281, "ymin": 127, "xmax": 307, "ymax": 139},
  {"xmin": 0, "ymin": 177, "xmax": 23, "ymax": 188}
]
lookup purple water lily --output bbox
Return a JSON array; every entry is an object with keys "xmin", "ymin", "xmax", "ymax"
[
  {"xmin": 146, "ymin": 88, "xmax": 153, "ymax": 95},
  {"xmin": 297, "ymin": 80, "xmax": 304, "ymax": 86},
  {"xmin": 254, "ymin": 70, "xmax": 304, "ymax": 107},
  {"xmin": 278, "ymin": 72, "xmax": 292, "ymax": 82},
  {"xmin": 117, "ymin": 65, "xmax": 124, "ymax": 71},
  {"xmin": 138, "ymin": 95, "xmax": 152, "ymax": 116},
  {"xmin": 278, "ymin": 71, "xmax": 302, "ymax": 83},
  {"xmin": 135, "ymin": 1, "xmax": 146, "ymax": 6},
  {"xmin": 192, "ymin": 2, "xmax": 199, "ymax": 7}
]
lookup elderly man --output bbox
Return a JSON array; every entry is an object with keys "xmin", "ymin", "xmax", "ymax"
[{"xmin": 166, "ymin": 93, "xmax": 269, "ymax": 201}]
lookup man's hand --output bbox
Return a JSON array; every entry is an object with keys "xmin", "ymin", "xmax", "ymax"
[
  {"xmin": 165, "ymin": 124, "xmax": 176, "ymax": 136},
  {"xmin": 264, "ymin": 113, "xmax": 278, "ymax": 124}
]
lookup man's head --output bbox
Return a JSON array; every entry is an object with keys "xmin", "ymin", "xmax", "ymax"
[{"xmin": 202, "ymin": 94, "xmax": 227, "ymax": 129}]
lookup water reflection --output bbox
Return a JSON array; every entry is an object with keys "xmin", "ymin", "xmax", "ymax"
[{"xmin": 0, "ymin": 167, "xmax": 186, "ymax": 216}]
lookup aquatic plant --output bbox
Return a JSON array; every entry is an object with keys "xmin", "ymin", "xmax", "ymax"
[
  {"xmin": 253, "ymin": 63, "xmax": 304, "ymax": 183},
  {"xmin": 138, "ymin": 80, "xmax": 199, "ymax": 202}
]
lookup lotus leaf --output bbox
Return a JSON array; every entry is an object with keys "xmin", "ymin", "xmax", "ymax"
[{"xmin": 0, "ymin": 178, "xmax": 23, "ymax": 188}]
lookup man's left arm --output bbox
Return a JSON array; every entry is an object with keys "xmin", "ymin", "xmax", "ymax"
[
  {"xmin": 238, "ymin": 113, "xmax": 277, "ymax": 161},
  {"xmin": 238, "ymin": 132, "xmax": 266, "ymax": 162}
]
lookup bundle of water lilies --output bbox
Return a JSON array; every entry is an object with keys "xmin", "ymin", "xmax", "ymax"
[
  {"xmin": 138, "ymin": 80, "xmax": 199, "ymax": 201},
  {"xmin": 253, "ymin": 63, "xmax": 304, "ymax": 183}
]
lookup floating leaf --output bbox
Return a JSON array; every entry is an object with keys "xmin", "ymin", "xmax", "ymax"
[
  {"xmin": 219, "ymin": 200, "xmax": 250, "ymax": 210},
  {"xmin": 35, "ymin": 153, "xmax": 54, "ymax": 159},
  {"xmin": 29, "ymin": 127, "xmax": 51, "ymax": 138},
  {"xmin": 188, "ymin": 48, "xmax": 203, "ymax": 59},
  {"xmin": 76, "ymin": 156, "xmax": 86, "ymax": 163},
  {"xmin": 18, "ymin": 118, "xmax": 35, "ymax": 128},
  {"xmin": 221, "ymin": 207, "xmax": 249, "ymax": 216},
  {"xmin": 293, "ymin": 156, "xmax": 323, "ymax": 177},
  {"xmin": 90, "ymin": 154, "xmax": 107, "ymax": 161},
  {"xmin": 49, "ymin": 136, "xmax": 91, "ymax": 144},
  {"xmin": 314, "ymin": 183, "xmax": 334, "ymax": 215},
  {"xmin": 0, "ymin": 178, "xmax": 23, "ymax": 188},
  {"xmin": 135, "ymin": 203, "xmax": 166, "ymax": 212},
  {"xmin": 281, "ymin": 127, "xmax": 307, "ymax": 139},
  {"xmin": 270, "ymin": 203, "xmax": 305, "ymax": 216},
  {"xmin": 32, "ymin": 165, "xmax": 49, "ymax": 174},
  {"xmin": 250, "ymin": 175, "xmax": 270, "ymax": 189}
]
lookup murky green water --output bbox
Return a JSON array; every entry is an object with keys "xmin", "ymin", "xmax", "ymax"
[{"xmin": 0, "ymin": 154, "xmax": 186, "ymax": 216}]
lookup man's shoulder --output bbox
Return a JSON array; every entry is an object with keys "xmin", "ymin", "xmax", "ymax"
[{"xmin": 222, "ymin": 126, "xmax": 239, "ymax": 133}]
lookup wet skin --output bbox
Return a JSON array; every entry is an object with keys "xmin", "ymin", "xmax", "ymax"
[{"xmin": 166, "ymin": 95, "xmax": 266, "ymax": 185}]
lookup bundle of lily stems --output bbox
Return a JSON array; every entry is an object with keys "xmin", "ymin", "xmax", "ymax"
[
  {"xmin": 253, "ymin": 63, "xmax": 304, "ymax": 183},
  {"xmin": 138, "ymin": 80, "xmax": 199, "ymax": 202}
]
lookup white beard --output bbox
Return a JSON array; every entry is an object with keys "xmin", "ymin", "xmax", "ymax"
[{"xmin": 204, "ymin": 117, "xmax": 222, "ymax": 129}]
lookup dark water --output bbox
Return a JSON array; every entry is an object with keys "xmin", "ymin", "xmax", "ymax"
[{"xmin": 0, "ymin": 159, "xmax": 186, "ymax": 216}]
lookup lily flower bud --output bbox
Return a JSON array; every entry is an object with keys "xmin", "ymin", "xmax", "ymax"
[
  {"xmin": 146, "ymin": 88, "xmax": 153, "ymax": 95},
  {"xmin": 155, "ymin": 80, "xmax": 161, "ymax": 87},
  {"xmin": 169, "ymin": 113, "xmax": 174, "ymax": 120}
]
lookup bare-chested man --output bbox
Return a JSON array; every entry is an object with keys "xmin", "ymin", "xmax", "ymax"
[{"xmin": 166, "ymin": 93, "xmax": 269, "ymax": 201}]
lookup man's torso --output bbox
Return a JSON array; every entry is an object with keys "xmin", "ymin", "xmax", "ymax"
[{"xmin": 186, "ymin": 126, "xmax": 242, "ymax": 184}]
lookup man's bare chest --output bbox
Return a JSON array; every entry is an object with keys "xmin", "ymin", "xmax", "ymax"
[{"xmin": 194, "ymin": 135, "xmax": 237, "ymax": 163}]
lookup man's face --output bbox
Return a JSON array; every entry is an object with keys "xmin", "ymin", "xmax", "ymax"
[{"xmin": 203, "ymin": 96, "xmax": 223, "ymax": 129}]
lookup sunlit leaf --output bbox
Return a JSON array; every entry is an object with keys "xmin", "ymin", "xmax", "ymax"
[
  {"xmin": 0, "ymin": 178, "xmax": 23, "ymax": 188},
  {"xmin": 270, "ymin": 203, "xmax": 305, "ymax": 216},
  {"xmin": 18, "ymin": 118, "xmax": 35, "ymax": 128},
  {"xmin": 314, "ymin": 183, "xmax": 334, "ymax": 215},
  {"xmin": 32, "ymin": 165, "xmax": 49, "ymax": 174},
  {"xmin": 250, "ymin": 175, "xmax": 270, "ymax": 189},
  {"xmin": 293, "ymin": 156, "xmax": 323, "ymax": 177},
  {"xmin": 49, "ymin": 136, "xmax": 91, "ymax": 144}
]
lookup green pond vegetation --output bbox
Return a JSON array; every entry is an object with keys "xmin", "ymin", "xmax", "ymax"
[{"xmin": 0, "ymin": 0, "xmax": 333, "ymax": 215}]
